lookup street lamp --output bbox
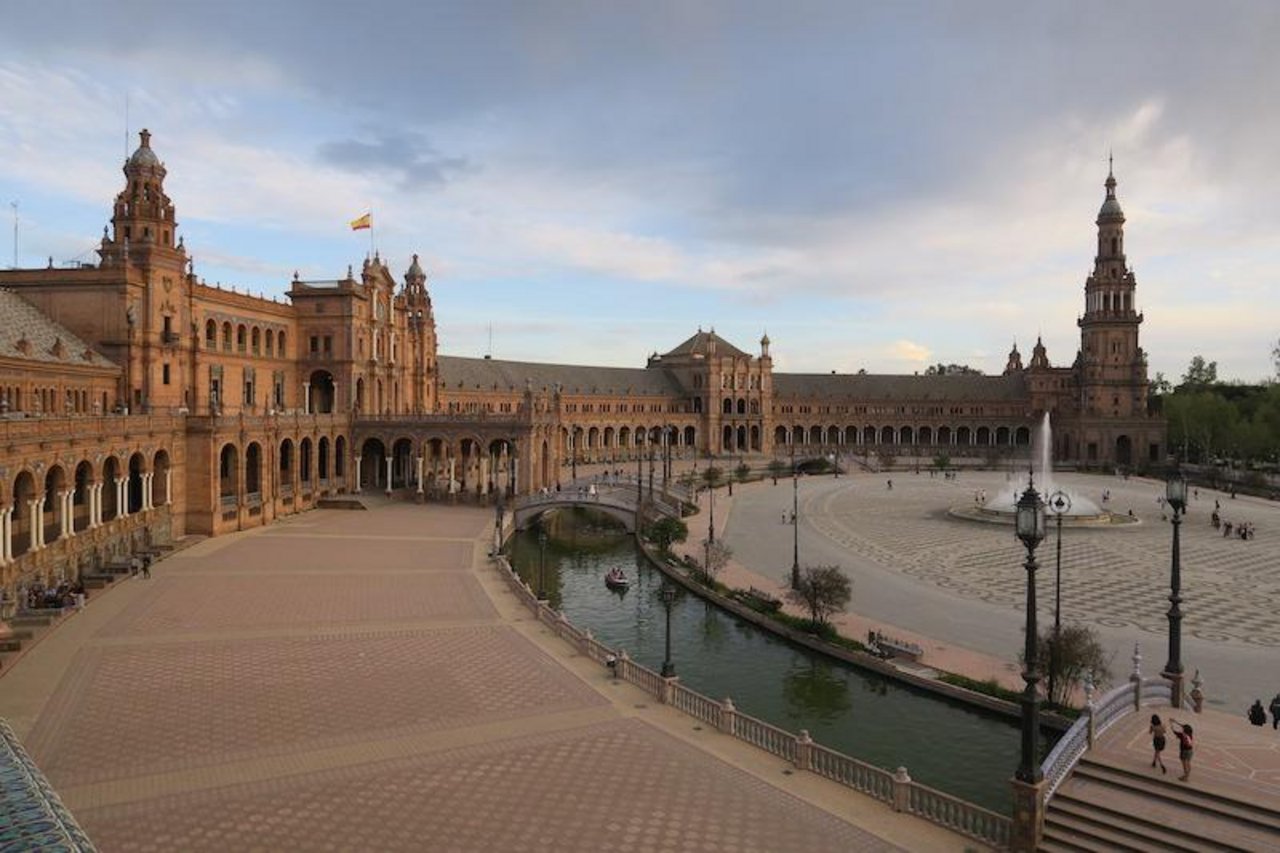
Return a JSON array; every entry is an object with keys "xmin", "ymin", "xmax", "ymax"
[
  {"xmin": 659, "ymin": 584, "xmax": 678, "ymax": 677},
  {"xmin": 493, "ymin": 494, "xmax": 504, "ymax": 556},
  {"xmin": 791, "ymin": 441, "xmax": 800, "ymax": 590},
  {"xmin": 648, "ymin": 446, "xmax": 655, "ymax": 500},
  {"xmin": 1046, "ymin": 490, "xmax": 1071, "ymax": 706},
  {"xmin": 537, "ymin": 528, "xmax": 548, "ymax": 600},
  {"xmin": 1163, "ymin": 472, "xmax": 1188, "ymax": 707},
  {"xmin": 1015, "ymin": 475, "xmax": 1047, "ymax": 784},
  {"xmin": 570, "ymin": 432, "xmax": 577, "ymax": 483}
]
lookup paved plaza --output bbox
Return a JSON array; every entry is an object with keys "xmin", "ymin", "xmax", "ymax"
[
  {"xmin": 0, "ymin": 500, "xmax": 963, "ymax": 852},
  {"xmin": 717, "ymin": 468, "xmax": 1280, "ymax": 711}
]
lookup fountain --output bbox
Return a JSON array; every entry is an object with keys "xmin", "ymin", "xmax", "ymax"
[{"xmin": 949, "ymin": 413, "xmax": 1133, "ymax": 527}]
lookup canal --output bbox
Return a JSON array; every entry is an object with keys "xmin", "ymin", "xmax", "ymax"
[{"xmin": 507, "ymin": 508, "xmax": 1054, "ymax": 815}]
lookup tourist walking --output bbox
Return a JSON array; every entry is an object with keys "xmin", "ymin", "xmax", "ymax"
[
  {"xmin": 1149, "ymin": 714, "xmax": 1168, "ymax": 774},
  {"xmin": 1171, "ymin": 721, "xmax": 1194, "ymax": 782},
  {"xmin": 1248, "ymin": 700, "xmax": 1267, "ymax": 726},
  {"xmin": 1269, "ymin": 694, "xmax": 1280, "ymax": 730}
]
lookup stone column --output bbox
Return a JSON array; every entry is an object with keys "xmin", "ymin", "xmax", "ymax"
[
  {"xmin": 481, "ymin": 456, "xmax": 490, "ymax": 496},
  {"xmin": 30, "ymin": 498, "xmax": 43, "ymax": 550},
  {"xmin": 384, "ymin": 457, "xmax": 393, "ymax": 495},
  {"xmin": 1010, "ymin": 778, "xmax": 1047, "ymax": 852},
  {"xmin": 92, "ymin": 483, "xmax": 102, "ymax": 527},
  {"xmin": 0, "ymin": 505, "xmax": 11, "ymax": 564},
  {"xmin": 415, "ymin": 456, "xmax": 425, "ymax": 497},
  {"xmin": 353, "ymin": 456, "xmax": 362, "ymax": 494},
  {"xmin": 332, "ymin": 381, "xmax": 340, "ymax": 413},
  {"xmin": 303, "ymin": 381, "xmax": 311, "ymax": 414},
  {"xmin": 142, "ymin": 473, "xmax": 152, "ymax": 510},
  {"xmin": 165, "ymin": 469, "xmax": 173, "ymax": 505},
  {"xmin": 59, "ymin": 490, "xmax": 72, "ymax": 539}
]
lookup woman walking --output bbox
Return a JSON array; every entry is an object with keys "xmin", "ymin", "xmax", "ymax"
[
  {"xmin": 1148, "ymin": 714, "xmax": 1168, "ymax": 774},
  {"xmin": 1171, "ymin": 721, "xmax": 1194, "ymax": 782}
]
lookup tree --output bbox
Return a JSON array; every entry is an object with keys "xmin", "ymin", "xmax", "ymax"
[
  {"xmin": 734, "ymin": 461, "xmax": 751, "ymax": 485},
  {"xmin": 767, "ymin": 459, "xmax": 787, "ymax": 485},
  {"xmin": 932, "ymin": 453, "xmax": 950, "ymax": 472},
  {"xmin": 701, "ymin": 539, "xmax": 733, "ymax": 581},
  {"xmin": 786, "ymin": 565, "xmax": 852, "ymax": 626},
  {"xmin": 701, "ymin": 465, "xmax": 723, "ymax": 490},
  {"xmin": 924, "ymin": 363, "xmax": 984, "ymax": 376},
  {"xmin": 1024, "ymin": 623, "xmax": 1112, "ymax": 708},
  {"xmin": 1150, "ymin": 372, "xmax": 1172, "ymax": 397},
  {"xmin": 1273, "ymin": 338, "xmax": 1280, "ymax": 379},
  {"xmin": 1180, "ymin": 355, "xmax": 1218, "ymax": 388},
  {"xmin": 647, "ymin": 516, "xmax": 688, "ymax": 555}
]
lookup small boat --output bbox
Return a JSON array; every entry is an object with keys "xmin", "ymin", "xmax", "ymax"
[{"xmin": 604, "ymin": 567, "xmax": 630, "ymax": 590}]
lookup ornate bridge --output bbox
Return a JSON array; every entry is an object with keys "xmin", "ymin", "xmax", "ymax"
[{"xmin": 512, "ymin": 481, "xmax": 686, "ymax": 534}]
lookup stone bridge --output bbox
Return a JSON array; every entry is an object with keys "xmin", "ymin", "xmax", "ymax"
[{"xmin": 513, "ymin": 483, "xmax": 686, "ymax": 535}]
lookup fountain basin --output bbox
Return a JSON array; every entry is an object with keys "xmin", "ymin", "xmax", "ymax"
[{"xmin": 947, "ymin": 504, "xmax": 1139, "ymax": 527}]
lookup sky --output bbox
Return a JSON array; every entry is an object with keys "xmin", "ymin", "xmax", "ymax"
[{"xmin": 1, "ymin": 1, "xmax": 1277, "ymax": 382}]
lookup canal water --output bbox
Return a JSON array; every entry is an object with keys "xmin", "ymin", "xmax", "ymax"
[{"xmin": 508, "ymin": 508, "xmax": 1053, "ymax": 815}]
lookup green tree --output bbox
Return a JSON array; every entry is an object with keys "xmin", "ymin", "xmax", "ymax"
[
  {"xmin": 1025, "ymin": 623, "xmax": 1112, "ymax": 708},
  {"xmin": 701, "ymin": 465, "xmax": 723, "ymax": 491},
  {"xmin": 734, "ymin": 461, "xmax": 751, "ymax": 485},
  {"xmin": 701, "ymin": 539, "xmax": 733, "ymax": 581},
  {"xmin": 785, "ymin": 565, "xmax": 852, "ymax": 626},
  {"xmin": 1180, "ymin": 355, "xmax": 1218, "ymax": 388},
  {"xmin": 767, "ymin": 459, "xmax": 787, "ymax": 485},
  {"xmin": 647, "ymin": 516, "xmax": 688, "ymax": 555},
  {"xmin": 932, "ymin": 453, "xmax": 950, "ymax": 472},
  {"xmin": 1150, "ymin": 372, "xmax": 1172, "ymax": 396}
]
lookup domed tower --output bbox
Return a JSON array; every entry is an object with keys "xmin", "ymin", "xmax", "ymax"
[
  {"xmin": 1029, "ymin": 336, "xmax": 1049, "ymax": 370},
  {"xmin": 99, "ymin": 129, "xmax": 183, "ymax": 263},
  {"xmin": 403, "ymin": 254, "xmax": 439, "ymax": 412},
  {"xmin": 1003, "ymin": 342, "xmax": 1023, "ymax": 375}
]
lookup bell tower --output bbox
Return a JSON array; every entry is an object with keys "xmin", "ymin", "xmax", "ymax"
[
  {"xmin": 403, "ymin": 254, "xmax": 439, "ymax": 413},
  {"xmin": 100, "ymin": 129, "xmax": 182, "ymax": 263}
]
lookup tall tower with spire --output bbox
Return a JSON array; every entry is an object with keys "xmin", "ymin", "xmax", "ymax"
[
  {"xmin": 1071, "ymin": 163, "xmax": 1156, "ymax": 465},
  {"xmin": 403, "ymin": 254, "xmax": 439, "ymax": 412}
]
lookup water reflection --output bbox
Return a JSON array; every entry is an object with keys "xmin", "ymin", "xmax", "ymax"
[{"xmin": 507, "ymin": 506, "xmax": 1039, "ymax": 814}]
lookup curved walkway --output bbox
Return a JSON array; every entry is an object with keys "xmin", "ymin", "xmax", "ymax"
[{"xmin": 0, "ymin": 499, "xmax": 965, "ymax": 851}]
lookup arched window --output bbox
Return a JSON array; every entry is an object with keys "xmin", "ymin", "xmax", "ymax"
[
  {"xmin": 222, "ymin": 322, "xmax": 233, "ymax": 351},
  {"xmin": 251, "ymin": 327, "xmax": 261, "ymax": 354},
  {"xmin": 205, "ymin": 320, "xmax": 217, "ymax": 348}
]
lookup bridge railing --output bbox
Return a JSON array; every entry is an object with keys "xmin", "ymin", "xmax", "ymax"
[
  {"xmin": 493, "ymin": 554, "xmax": 1012, "ymax": 849},
  {"xmin": 1040, "ymin": 670, "xmax": 1174, "ymax": 801}
]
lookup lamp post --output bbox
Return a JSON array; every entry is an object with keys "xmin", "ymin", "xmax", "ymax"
[
  {"xmin": 1015, "ymin": 475, "xmax": 1047, "ymax": 784},
  {"xmin": 648, "ymin": 447, "xmax": 655, "ymax": 500},
  {"xmin": 537, "ymin": 528, "xmax": 548, "ymax": 600},
  {"xmin": 493, "ymin": 494, "xmax": 504, "ymax": 556},
  {"xmin": 1163, "ymin": 472, "xmax": 1188, "ymax": 707},
  {"xmin": 791, "ymin": 441, "xmax": 800, "ymax": 590},
  {"xmin": 1047, "ymin": 490, "xmax": 1070, "ymax": 706},
  {"xmin": 659, "ymin": 584, "xmax": 677, "ymax": 677},
  {"xmin": 570, "ymin": 432, "xmax": 577, "ymax": 483}
]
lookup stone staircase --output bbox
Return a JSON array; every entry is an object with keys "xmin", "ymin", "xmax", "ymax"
[{"xmin": 1041, "ymin": 755, "xmax": 1280, "ymax": 852}]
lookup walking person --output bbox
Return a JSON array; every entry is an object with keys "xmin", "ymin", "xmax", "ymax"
[
  {"xmin": 1148, "ymin": 714, "xmax": 1168, "ymax": 774},
  {"xmin": 141, "ymin": 554, "xmax": 152, "ymax": 579},
  {"xmin": 1171, "ymin": 721, "xmax": 1194, "ymax": 782},
  {"xmin": 1270, "ymin": 694, "xmax": 1280, "ymax": 730},
  {"xmin": 1248, "ymin": 699, "xmax": 1267, "ymax": 726}
]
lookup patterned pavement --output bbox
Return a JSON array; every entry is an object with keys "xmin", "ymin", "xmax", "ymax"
[{"xmin": 1, "ymin": 501, "xmax": 939, "ymax": 851}]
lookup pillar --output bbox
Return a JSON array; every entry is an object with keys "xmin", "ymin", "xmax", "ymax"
[
  {"xmin": 415, "ymin": 456, "xmax": 425, "ymax": 496},
  {"xmin": 91, "ymin": 483, "xmax": 102, "ymax": 527},
  {"xmin": 0, "ymin": 505, "xmax": 11, "ymax": 564},
  {"xmin": 29, "ymin": 498, "xmax": 43, "ymax": 550},
  {"xmin": 142, "ymin": 473, "xmax": 152, "ymax": 510},
  {"xmin": 353, "ymin": 456, "xmax": 362, "ymax": 494},
  {"xmin": 303, "ymin": 381, "xmax": 311, "ymax": 414},
  {"xmin": 384, "ymin": 457, "xmax": 393, "ymax": 495},
  {"xmin": 116, "ymin": 477, "xmax": 128, "ymax": 517},
  {"xmin": 481, "ymin": 456, "xmax": 490, "ymax": 496},
  {"xmin": 165, "ymin": 469, "xmax": 173, "ymax": 505},
  {"xmin": 59, "ymin": 490, "xmax": 72, "ymax": 539},
  {"xmin": 332, "ymin": 381, "xmax": 340, "ymax": 413}
]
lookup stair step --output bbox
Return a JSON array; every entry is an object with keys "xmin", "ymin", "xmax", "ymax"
[
  {"xmin": 8, "ymin": 614, "xmax": 53, "ymax": 627},
  {"xmin": 1049, "ymin": 796, "xmax": 1221, "ymax": 852},
  {"xmin": 1042, "ymin": 810, "xmax": 1174, "ymax": 853},
  {"xmin": 1037, "ymin": 837, "xmax": 1094, "ymax": 853},
  {"xmin": 0, "ymin": 639, "xmax": 21, "ymax": 652},
  {"xmin": 1077, "ymin": 759, "xmax": 1280, "ymax": 832}
]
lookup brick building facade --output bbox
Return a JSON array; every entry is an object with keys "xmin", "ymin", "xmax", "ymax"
[{"xmin": 0, "ymin": 131, "xmax": 1163, "ymax": 603}]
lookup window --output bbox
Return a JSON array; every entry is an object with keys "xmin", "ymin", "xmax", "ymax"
[
  {"xmin": 265, "ymin": 331, "xmax": 274, "ymax": 356},
  {"xmin": 243, "ymin": 367, "xmax": 256, "ymax": 406},
  {"xmin": 162, "ymin": 363, "xmax": 171, "ymax": 385},
  {"xmin": 205, "ymin": 320, "xmax": 216, "ymax": 348},
  {"xmin": 323, "ymin": 335, "xmax": 333, "ymax": 354},
  {"xmin": 310, "ymin": 335, "xmax": 320, "ymax": 354}
]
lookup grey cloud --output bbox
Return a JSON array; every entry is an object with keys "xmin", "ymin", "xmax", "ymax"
[{"xmin": 316, "ymin": 132, "xmax": 473, "ymax": 189}]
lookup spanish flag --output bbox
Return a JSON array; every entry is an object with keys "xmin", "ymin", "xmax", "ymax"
[{"xmin": 349, "ymin": 212, "xmax": 372, "ymax": 231}]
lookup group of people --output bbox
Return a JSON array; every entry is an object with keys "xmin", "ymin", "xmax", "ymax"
[
  {"xmin": 1248, "ymin": 696, "xmax": 1280, "ymax": 729},
  {"xmin": 1148, "ymin": 714, "xmax": 1195, "ymax": 781},
  {"xmin": 22, "ymin": 579, "xmax": 86, "ymax": 610}
]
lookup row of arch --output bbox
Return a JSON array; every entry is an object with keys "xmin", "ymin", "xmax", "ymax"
[
  {"xmin": 565, "ymin": 425, "xmax": 695, "ymax": 456},
  {"xmin": 205, "ymin": 319, "xmax": 287, "ymax": 359},
  {"xmin": 773, "ymin": 424, "xmax": 1032, "ymax": 449},
  {"xmin": 1, "ymin": 387, "xmax": 109, "ymax": 416},
  {"xmin": 354, "ymin": 435, "xmax": 528, "ymax": 496},
  {"xmin": 5, "ymin": 450, "xmax": 171, "ymax": 563},
  {"xmin": 217, "ymin": 435, "xmax": 348, "ymax": 504}
]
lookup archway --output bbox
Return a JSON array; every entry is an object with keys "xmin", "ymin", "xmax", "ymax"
[
  {"xmin": 127, "ymin": 453, "xmax": 145, "ymax": 514},
  {"xmin": 354, "ymin": 378, "xmax": 365, "ymax": 414},
  {"xmin": 1015, "ymin": 426, "xmax": 1030, "ymax": 446},
  {"xmin": 318, "ymin": 437, "xmax": 331, "ymax": 481},
  {"xmin": 300, "ymin": 438, "xmax": 313, "ymax": 487},
  {"xmin": 279, "ymin": 439, "xmax": 294, "ymax": 494},
  {"xmin": 808, "ymin": 425, "xmax": 822, "ymax": 445},
  {"xmin": 11, "ymin": 471, "xmax": 36, "ymax": 558},
  {"xmin": 722, "ymin": 424, "xmax": 733, "ymax": 453},
  {"xmin": 308, "ymin": 370, "xmax": 336, "ymax": 414},
  {"xmin": 360, "ymin": 437, "xmax": 386, "ymax": 491},
  {"xmin": 335, "ymin": 436, "xmax": 347, "ymax": 478},
  {"xmin": 245, "ymin": 443, "xmax": 262, "ymax": 497},
  {"xmin": 899, "ymin": 426, "xmax": 913, "ymax": 446},
  {"xmin": 1115, "ymin": 435, "xmax": 1133, "ymax": 466},
  {"xmin": 219, "ymin": 444, "xmax": 239, "ymax": 507},
  {"xmin": 43, "ymin": 466, "xmax": 67, "ymax": 544},
  {"xmin": 863, "ymin": 426, "xmax": 876, "ymax": 445},
  {"xmin": 976, "ymin": 426, "xmax": 991, "ymax": 446},
  {"xmin": 736, "ymin": 425, "xmax": 747, "ymax": 452},
  {"xmin": 775, "ymin": 426, "xmax": 788, "ymax": 446},
  {"xmin": 957, "ymin": 426, "xmax": 972, "ymax": 446},
  {"xmin": 683, "ymin": 426, "xmax": 696, "ymax": 450},
  {"xmin": 392, "ymin": 437, "xmax": 414, "ymax": 488},
  {"xmin": 102, "ymin": 457, "xmax": 120, "ymax": 521},
  {"xmin": 996, "ymin": 426, "xmax": 1010, "ymax": 446},
  {"xmin": 152, "ymin": 451, "xmax": 170, "ymax": 507},
  {"xmin": 880, "ymin": 426, "xmax": 894, "ymax": 445},
  {"xmin": 73, "ymin": 461, "xmax": 93, "ymax": 532},
  {"xmin": 750, "ymin": 424, "xmax": 760, "ymax": 452},
  {"xmin": 937, "ymin": 426, "xmax": 952, "ymax": 445},
  {"xmin": 919, "ymin": 426, "xmax": 933, "ymax": 446}
]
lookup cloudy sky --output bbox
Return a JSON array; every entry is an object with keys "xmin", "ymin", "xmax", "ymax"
[{"xmin": 2, "ymin": 1, "xmax": 1277, "ymax": 381}]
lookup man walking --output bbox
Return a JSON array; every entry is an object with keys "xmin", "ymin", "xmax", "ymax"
[{"xmin": 1269, "ymin": 694, "xmax": 1280, "ymax": 730}]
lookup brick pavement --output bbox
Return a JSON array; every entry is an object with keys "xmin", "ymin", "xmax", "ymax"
[{"xmin": 0, "ymin": 500, "xmax": 964, "ymax": 851}]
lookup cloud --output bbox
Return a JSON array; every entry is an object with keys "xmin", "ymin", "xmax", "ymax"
[
  {"xmin": 889, "ymin": 340, "xmax": 932, "ymax": 366},
  {"xmin": 316, "ymin": 132, "xmax": 473, "ymax": 189}
]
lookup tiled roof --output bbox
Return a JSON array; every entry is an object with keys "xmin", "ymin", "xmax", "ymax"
[
  {"xmin": 0, "ymin": 719, "xmax": 97, "ymax": 851},
  {"xmin": 661, "ymin": 330, "xmax": 750, "ymax": 359},
  {"xmin": 0, "ymin": 290, "xmax": 117, "ymax": 370},
  {"xmin": 774, "ymin": 372, "xmax": 1028, "ymax": 402},
  {"xmin": 438, "ymin": 356, "xmax": 683, "ymax": 396}
]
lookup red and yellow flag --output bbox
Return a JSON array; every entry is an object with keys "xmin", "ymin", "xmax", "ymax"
[{"xmin": 349, "ymin": 212, "xmax": 372, "ymax": 231}]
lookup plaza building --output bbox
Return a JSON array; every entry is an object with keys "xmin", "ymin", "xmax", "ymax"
[{"xmin": 0, "ymin": 130, "xmax": 1163, "ymax": 604}]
